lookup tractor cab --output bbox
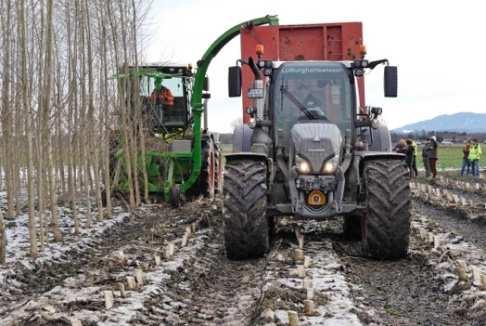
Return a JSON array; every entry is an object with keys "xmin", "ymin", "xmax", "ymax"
[
  {"xmin": 271, "ymin": 61, "xmax": 354, "ymax": 150},
  {"xmin": 133, "ymin": 64, "xmax": 193, "ymax": 134}
]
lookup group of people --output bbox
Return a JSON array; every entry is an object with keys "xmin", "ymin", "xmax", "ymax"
[
  {"xmin": 393, "ymin": 136, "xmax": 438, "ymax": 179},
  {"xmin": 393, "ymin": 136, "xmax": 482, "ymax": 180},
  {"xmin": 461, "ymin": 139, "xmax": 482, "ymax": 177}
]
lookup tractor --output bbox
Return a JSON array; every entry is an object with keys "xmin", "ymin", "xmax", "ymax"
[
  {"xmin": 111, "ymin": 64, "xmax": 221, "ymax": 205},
  {"xmin": 221, "ymin": 17, "xmax": 411, "ymax": 260}
]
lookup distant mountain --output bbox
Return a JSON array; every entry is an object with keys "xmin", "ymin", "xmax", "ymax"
[{"xmin": 393, "ymin": 112, "xmax": 486, "ymax": 134}]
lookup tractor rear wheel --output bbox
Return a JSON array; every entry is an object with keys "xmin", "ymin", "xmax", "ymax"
[
  {"xmin": 223, "ymin": 159, "xmax": 269, "ymax": 260},
  {"xmin": 361, "ymin": 159, "xmax": 411, "ymax": 259}
]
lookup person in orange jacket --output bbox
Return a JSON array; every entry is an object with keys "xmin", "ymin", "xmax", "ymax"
[{"xmin": 150, "ymin": 77, "xmax": 174, "ymax": 107}]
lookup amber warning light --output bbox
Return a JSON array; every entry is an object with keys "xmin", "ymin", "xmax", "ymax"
[
  {"xmin": 256, "ymin": 44, "xmax": 264, "ymax": 56},
  {"xmin": 359, "ymin": 44, "xmax": 367, "ymax": 58}
]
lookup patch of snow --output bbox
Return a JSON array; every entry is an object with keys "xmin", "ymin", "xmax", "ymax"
[
  {"xmin": 99, "ymin": 231, "xmax": 209, "ymax": 326},
  {"xmin": 263, "ymin": 241, "xmax": 367, "ymax": 325},
  {"xmin": 305, "ymin": 245, "xmax": 363, "ymax": 326},
  {"xmin": 0, "ymin": 205, "xmax": 129, "ymax": 285}
]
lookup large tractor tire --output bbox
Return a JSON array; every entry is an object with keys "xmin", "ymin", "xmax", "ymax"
[
  {"xmin": 361, "ymin": 159, "xmax": 411, "ymax": 259},
  {"xmin": 223, "ymin": 159, "xmax": 269, "ymax": 260}
]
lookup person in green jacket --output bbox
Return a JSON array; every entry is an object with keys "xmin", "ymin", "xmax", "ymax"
[
  {"xmin": 469, "ymin": 139, "xmax": 482, "ymax": 177},
  {"xmin": 407, "ymin": 138, "xmax": 418, "ymax": 178}
]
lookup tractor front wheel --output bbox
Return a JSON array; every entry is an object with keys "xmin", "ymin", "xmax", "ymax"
[
  {"xmin": 223, "ymin": 159, "xmax": 269, "ymax": 260},
  {"xmin": 361, "ymin": 159, "xmax": 411, "ymax": 259}
]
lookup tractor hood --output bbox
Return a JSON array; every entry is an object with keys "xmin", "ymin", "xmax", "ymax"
[{"xmin": 291, "ymin": 122, "xmax": 342, "ymax": 172}]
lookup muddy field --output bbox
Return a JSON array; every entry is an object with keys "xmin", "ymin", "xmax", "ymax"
[{"xmin": 1, "ymin": 175, "xmax": 486, "ymax": 325}]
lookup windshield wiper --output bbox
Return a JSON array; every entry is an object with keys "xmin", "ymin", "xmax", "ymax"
[{"xmin": 280, "ymin": 85, "xmax": 315, "ymax": 120}]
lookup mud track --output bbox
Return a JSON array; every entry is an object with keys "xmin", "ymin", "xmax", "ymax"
[
  {"xmin": 0, "ymin": 201, "xmax": 210, "ymax": 324},
  {"xmin": 341, "ymin": 252, "xmax": 462, "ymax": 325},
  {"xmin": 133, "ymin": 230, "xmax": 270, "ymax": 325},
  {"xmin": 414, "ymin": 201, "xmax": 486, "ymax": 251},
  {"xmin": 3, "ymin": 196, "xmax": 486, "ymax": 325},
  {"xmin": 133, "ymin": 222, "xmax": 369, "ymax": 326}
]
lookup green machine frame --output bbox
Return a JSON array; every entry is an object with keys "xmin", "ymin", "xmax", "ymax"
[
  {"xmin": 170, "ymin": 15, "xmax": 279, "ymax": 201},
  {"xmin": 115, "ymin": 15, "xmax": 279, "ymax": 203}
]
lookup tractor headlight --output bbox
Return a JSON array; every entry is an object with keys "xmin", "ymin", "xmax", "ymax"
[
  {"xmin": 321, "ymin": 160, "xmax": 337, "ymax": 174},
  {"xmin": 296, "ymin": 156, "xmax": 311, "ymax": 174}
]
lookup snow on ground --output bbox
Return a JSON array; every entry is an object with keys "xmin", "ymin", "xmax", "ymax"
[
  {"xmin": 0, "ymin": 227, "xmax": 210, "ymax": 326},
  {"xmin": 261, "ymin": 239, "xmax": 370, "ymax": 325},
  {"xmin": 306, "ymin": 244, "xmax": 365, "ymax": 326},
  {"xmin": 412, "ymin": 212, "xmax": 486, "ymax": 318},
  {"xmin": 100, "ymin": 231, "xmax": 209, "ymax": 326},
  {"xmin": 0, "ymin": 198, "xmax": 129, "ymax": 284}
]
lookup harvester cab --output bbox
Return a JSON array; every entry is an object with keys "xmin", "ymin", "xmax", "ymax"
[
  {"xmin": 111, "ymin": 63, "xmax": 220, "ymax": 206},
  {"xmin": 129, "ymin": 65, "xmax": 195, "ymax": 135},
  {"xmin": 221, "ymin": 17, "xmax": 411, "ymax": 261}
]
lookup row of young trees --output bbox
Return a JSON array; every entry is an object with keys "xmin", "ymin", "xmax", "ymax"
[{"xmin": 0, "ymin": 0, "xmax": 151, "ymax": 262}]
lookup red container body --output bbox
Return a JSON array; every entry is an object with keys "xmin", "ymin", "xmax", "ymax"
[{"xmin": 240, "ymin": 22, "xmax": 366, "ymax": 123}]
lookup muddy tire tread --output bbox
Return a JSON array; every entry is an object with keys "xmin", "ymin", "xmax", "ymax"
[
  {"xmin": 363, "ymin": 159, "xmax": 411, "ymax": 259},
  {"xmin": 223, "ymin": 159, "xmax": 269, "ymax": 259}
]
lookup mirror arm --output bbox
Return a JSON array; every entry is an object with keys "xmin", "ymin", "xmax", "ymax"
[
  {"xmin": 367, "ymin": 59, "xmax": 389, "ymax": 70},
  {"xmin": 248, "ymin": 57, "xmax": 262, "ymax": 80},
  {"xmin": 355, "ymin": 118, "xmax": 372, "ymax": 128}
]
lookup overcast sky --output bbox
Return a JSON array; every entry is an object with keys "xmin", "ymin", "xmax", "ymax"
[{"xmin": 142, "ymin": 0, "xmax": 485, "ymax": 133}]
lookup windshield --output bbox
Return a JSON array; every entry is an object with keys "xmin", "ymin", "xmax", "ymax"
[
  {"xmin": 139, "ymin": 76, "xmax": 185, "ymax": 97},
  {"xmin": 272, "ymin": 63, "xmax": 354, "ymax": 148},
  {"xmin": 137, "ymin": 73, "xmax": 191, "ymax": 130}
]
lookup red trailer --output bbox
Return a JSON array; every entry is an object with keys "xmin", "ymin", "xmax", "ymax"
[{"xmin": 240, "ymin": 22, "xmax": 367, "ymax": 123}]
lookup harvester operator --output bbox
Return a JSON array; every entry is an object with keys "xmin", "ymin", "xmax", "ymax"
[{"xmin": 150, "ymin": 77, "xmax": 174, "ymax": 107}]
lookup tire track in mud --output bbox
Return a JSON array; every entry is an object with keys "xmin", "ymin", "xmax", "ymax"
[
  {"xmin": 6, "ymin": 196, "xmax": 485, "ymax": 325},
  {"xmin": 413, "ymin": 201, "xmax": 486, "ymax": 251},
  {"xmin": 133, "ymin": 222, "xmax": 368, "ymax": 326},
  {"xmin": 1, "ymin": 213, "xmax": 140, "ymax": 311},
  {"xmin": 0, "ymin": 202, "xmax": 211, "ymax": 324},
  {"xmin": 133, "ymin": 231, "xmax": 270, "ymax": 325},
  {"xmin": 339, "ymin": 251, "xmax": 461, "ymax": 325},
  {"xmin": 337, "ymin": 201, "xmax": 486, "ymax": 326}
]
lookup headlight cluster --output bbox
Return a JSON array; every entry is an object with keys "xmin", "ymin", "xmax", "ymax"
[
  {"xmin": 295, "ymin": 155, "xmax": 337, "ymax": 174},
  {"xmin": 296, "ymin": 156, "xmax": 311, "ymax": 174},
  {"xmin": 321, "ymin": 160, "xmax": 337, "ymax": 174}
]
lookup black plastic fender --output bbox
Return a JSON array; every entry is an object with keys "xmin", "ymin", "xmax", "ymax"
[
  {"xmin": 367, "ymin": 121, "xmax": 392, "ymax": 152},
  {"xmin": 232, "ymin": 123, "xmax": 253, "ymax": 152}
]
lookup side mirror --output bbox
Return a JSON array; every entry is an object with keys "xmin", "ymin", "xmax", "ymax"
[
  {"xmin": 384, "ymin": 66, "xmax": 397, "ymax": 97},
  {"xmin": 370, "ymin": 106, "xmax": 382, "ymax": 117},
  {"xmin": 203, "ymin": 76, "xmax": 209, "ymax": 92},
  {"xmin": 228, "ymin": 66, "xmax": 242, "ymax": 97}
]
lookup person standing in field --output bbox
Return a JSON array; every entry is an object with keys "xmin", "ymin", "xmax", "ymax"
[
  {"xmin": 461, "ymin": 140, "xmax": 471, "ymax": 176},
  {"xmin": 429, "ymin": 136, "xmax": 439, "ymax": 179},
  {"xmin": 422, "ymin": 138, "xmax": 432, "ymax": 178},
  {"xmin": 407, "ymin": 138, "xmax": 418, "ymax": 178},
  {"xmin": 469, "ymin": 139, "xmax": 482, "ymax": 177},
  {"xmin": 422, "ymin": 137, "xmax": 438, "ymax": 179}
]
